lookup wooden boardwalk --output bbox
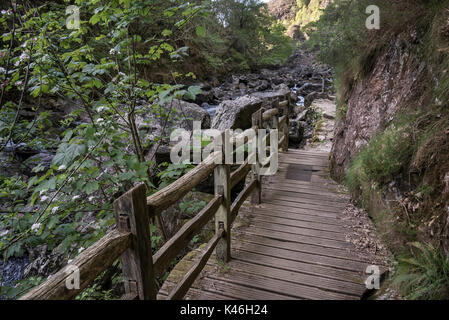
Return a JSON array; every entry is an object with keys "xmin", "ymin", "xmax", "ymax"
[{"xmin": 159, "ymin": 149, "xmax": 372, "ymax": 300}]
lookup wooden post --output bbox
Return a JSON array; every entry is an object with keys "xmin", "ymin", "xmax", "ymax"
[
  {"xmin": 280, "ymin": 100, "xmax": 289, "ymax": 152},
  {"xmin": 114, "ymin": 183, "xmax": 157, "ymax": 300},
  {"xmin": 214, "ymin": 133, "xmax": 231, "ymax": 263},
  {"xmin": 251, "ymin": 108, "xmax": 264, "ymax": 204}
]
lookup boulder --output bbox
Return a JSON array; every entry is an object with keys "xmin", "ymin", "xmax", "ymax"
[
  {"xmin": 137, "ymin": 99, "xmax": 211, "ymax": 133},
  {"xmin": 135, "ymin": 99, "xmax": 210, "ymax": 164},
  {"xmin": 251, "ymin": 86, "xmax": 291, "ymax": 109},
  {"xmin": 23, "ymin": 152, "xmax": 55, "ymax": 174},
  {"xmin": 0, "ymin": 152, "xmax": 22, "ymax": 178},
  {"xmin": 211, "ymin": 96, "xmax": 263, "ymax": 131}
]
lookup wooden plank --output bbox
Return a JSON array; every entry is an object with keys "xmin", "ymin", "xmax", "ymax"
[
  {"xmin": 279, "ymin": 100, "xmax": 288, "ymax": 108},
  {"xmin": 179, "ymin": 251, "xmax": 365, "ymax": 298},
  {"xmin": 262, "ymin": 108, "xmax": 279, "ymax": 121},
  {"xmin": 262, "ymin": 188, "xmax": 348, "ymax": 204},
  {"xmin": 147, "ymin": 152, "xmax": 219, "ymax": 214},
  {"xmin": 153, "ymin": 195, "xmax": 222, "ymax": 278},
  {"xmin": 264, "ymin": 199, "xmax": 346, "ymax": 214},
  {"xmin": 167, "ymin": 229, "xmax": 224, "ymax": 300},
  {"xmin": 20, "ymin": 230, "xmax": 132, "ymax": 300},
  {"xmin": 239, "ymin": 207, "xmax": 343, "ymax": 226},
  {"xmin": 264, "ymin": 184, "xmax": 348, "ymax": 199},
  {"xmin": 231, "ymin": 250, "xmax": 364, "ymax": 285},
  {"xmin": 248, "ymin": 214, "xmax": 345, "ymax": 233},
  {"xmin": 199, "ymin": 277, "xmax": 297, "ymax": 300},
  {"xmin": 279, "ymin": 115, "xmax": 287, "ymax": 127},
  {"xmin": 262, "ymin": 193, "xmax": 348, "ymax": 207},
  {"xmin": 236, "ymin": 233, "xmax": 369, "ymax": 263},
  {"xmin": 242, "ymin": 227, "xmax": 349, "ymax": 250},
  {"xmin": 114, "ymin": 183, "xmax": 157, "ymax": 300},
  {"xmin": 230, "ymin": 159, "xmax": 251, "ymax": 189},
  {"xmin": 214, "ymin": 161, "xmax": 231, "ymax": 262},
  {"xmin": 159, "ymin": 283, "xmax": 235, "ymax": 300},
  {"xmin": 233, "ymin": 242, "xmax": 367, "ymax": 272},
  {"xmin": 231, "ymin": 179, "xmax": 257, "ymax": 218},
  {"xmin": 271, "ymin": 176, "xmax": 340, "ymax": 187},
  {"xmin": 263, "ymin": 188, "xmax": 348, "ymax": 203},
  {"xmin": 257, "ymin": 202, "xmax": 342, "ymax": 217},
  {"xmin": 220, "ymin": 259, "xmax": 364, "ymax": 298},
  {"xmin": 248, "ymin": 220, "xmax": 346, "ymax": 241},
  {"xmin": 206, "ymin": 267, "xmax": 356, "ymax": 300}
]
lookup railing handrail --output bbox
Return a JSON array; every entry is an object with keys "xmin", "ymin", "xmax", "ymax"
[{"xmin": 21, "ymin": 93, "xmax": 291, "ymax": 300}]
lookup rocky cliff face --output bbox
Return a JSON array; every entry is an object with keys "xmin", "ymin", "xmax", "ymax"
[{"xmin": 330, "ymin": 29, "xmax": 431, "ymax": 179}]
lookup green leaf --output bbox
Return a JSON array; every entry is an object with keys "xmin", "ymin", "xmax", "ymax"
[
  {"xmin": 162, "ymin": 29, "xmax": 172, "ymax": 37},
  {"xmin": 84, "ymin": 181, "xmax": 99, "ymax": 195},
  {"xmin": 89, "ymin": 14, "xmax": 100, "ymax": 25},
  {"xmin": 52, "ymin": 141, "xmax": 87, "ymax": 167},
  {"xmin": 196, "ymin": 26, "xmax": 206, "ymax": 37}
]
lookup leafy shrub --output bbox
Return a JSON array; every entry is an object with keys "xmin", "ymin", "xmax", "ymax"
[
  {"xmin": 346, "ymin": 124, "xmax": 414, "ymax": 195},
  {"xmin": 395, "ymin": 242, "xmax": 449, "ymax": 299}
]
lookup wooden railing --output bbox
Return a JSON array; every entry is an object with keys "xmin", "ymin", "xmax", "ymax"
[{"xmin": 20, "ymin": 93, "xmax": 291, "ymax": 300}]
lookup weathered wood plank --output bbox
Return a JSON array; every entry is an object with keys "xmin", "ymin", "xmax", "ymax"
[
  {"xmin": 262, "ymin": 108, "xmax": 279, "ymax": 121},
  {"xmin": 153, "ymin": 195, "xmax": 222, "ymax": 278},
  {"xmin": 248, "ymin": 220, "xmax": 346, "ymax": 241},
  {"xmin": 243, "ymin": 226, "xmax": 349, "ymax": 250},
  {"xmin": 115, "ymin": 183, "xmax": 157, "ymax": 300},
  {"xmin": 264, "ymin": 199, "xmax": 346, "ymax": 213},
  {"xmin": 167, "ymin": 229, "xmax": 224, "ymax": 300},
  {"xmin": 233, "ymin": 242, "xmax": 367, "ymax": 272},
  {"xmin": 232, "ymin": 250, "xmax": 364, "ymax": 285},
  {"xmin": 248, "ymin": 214, "xmax": 345, "ymax": 233},
  {"xmin": 236, "ymin": 233, "xmax": 370, "ymax": 263},
  {"xmin": 231, "ymin": 250, "xmax": 365, "ymax": 287},
  {"xmin": 20, "ymin": 230, "xmax": 132, "ymax": 300},
  {"xmin": 260, "ymin": 201, "xmax": 342, "ymax": 217},
  {"xmin": 147, "ymin": 152, "xmax": 219, "ymax": 214},
  {"xmin": 181, "ymin": 251, "xmax": 365, "ymax": 297},
  {"xmin": 214, "ymin": 159, "xmax": 231, "ymax": 262},
  {"xmin": 231, "ymin": 179, "xmax": 257, "ymax": 218},
  {"xmin": 206, "ymin": 268, "xmax": 356, "ymax": 300},
  {"xmin": 239, "ymin": 207, "xmax": 343, "ymax": 225},
  {"xmin": 230, "ymin": 159, "xmax": 251, "ymax": 189}
]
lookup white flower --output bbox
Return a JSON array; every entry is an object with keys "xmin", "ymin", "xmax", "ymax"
[
  {"xmin": 20, "ymin": 41, "xmax": 27, "ymax": 48},
  {"xmin": 58, "ymin": 165, "xmax": 67, "ymax": 170},
  {"xmin": 39, "ymin": 189, "xmax": 47, "ymax": 196},
  {"xmin": 0, "ymin": 67, "xmax": 5, "ymax": 74},
  {"xmin": 31, "ymin": 223, "xmax": 41, "ymax": 232},
  {"xmin": 0, "ymin": 230, "xmax": 9, "ymax": 237},
  {"xmin": 51, "ymin": 206, "xmax": 59, "ymax": 214},
  {"xmin": 15, "ymin": 80, "xmax": 22, "ymax": 86},
  {"xmin": 78, "ymin": 247, "xmax": 85, "ymax": 253},
  {"xmin": 88, "ymin": 196, "xmax": 95, "ymax": 202},
  {"xmin": 40, "ymin": 195, "xmax": 49, "ymax": 202},
  {"xmin": 109, "ymin": 48, "xmax": 116, "ymax": 55},
  {"xmin": 72, "ymin": 195, "xmax": 81, "ymax": 201},
  {"xmin": 67, "ymin": 259, "xmax": 73, "ymax": 264},
  {"xmin": 19, "ymin": 52, "xmax": 29, "ymax": 62},
  {"xmin": 96, "ymin": 118, "xmax": 104, "ymax": 124},
  {"xmin": 97, "ymin": 105, "xmax": 107, "ymax": 112}
]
